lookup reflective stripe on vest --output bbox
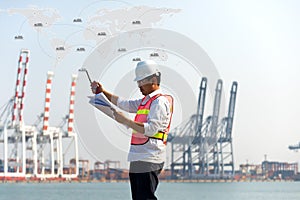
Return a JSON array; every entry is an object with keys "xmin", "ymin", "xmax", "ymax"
[
  {"xmin": 136, "ymin": 109, "xmax": 150, "ymax": 115},
  {"xmin": 131, "ymin": 94, "xmax": 173, "ymax": 145}
]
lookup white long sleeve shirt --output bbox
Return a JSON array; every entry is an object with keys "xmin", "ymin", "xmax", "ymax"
[{"xmin": 117, "ymin": 89, "xmax": 172, "ymax": 163}]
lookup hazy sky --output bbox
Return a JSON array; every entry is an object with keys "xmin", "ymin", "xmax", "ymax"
[{"xmin": 0, "ymin": 0, "xmax": 300, "ymax": 169}]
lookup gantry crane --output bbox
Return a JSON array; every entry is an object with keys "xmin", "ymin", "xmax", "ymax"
[
  {"xmin": 0, "ymin": 50, "xmax": 79, "ymax": 180},
  {"xmin": 169, "ymin": 78, "xmax": 238, "ymax": 179}
]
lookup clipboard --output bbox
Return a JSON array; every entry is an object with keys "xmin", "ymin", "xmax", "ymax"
[{"xmin": 88, "ymin": 93, "xmax": 115, "ymax": 119}]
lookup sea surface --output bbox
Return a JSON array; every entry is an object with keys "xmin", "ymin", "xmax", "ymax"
[{"xmin": 0, "ymin": 181, "xmax": 299, "ymax": 200}]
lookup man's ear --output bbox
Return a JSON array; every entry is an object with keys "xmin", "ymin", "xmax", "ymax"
[{"xmin": 151, "ymin": 76, "xmax": 158, "ymax": 85}]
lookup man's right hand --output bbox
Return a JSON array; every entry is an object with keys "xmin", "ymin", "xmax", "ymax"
[{"xmin": 91, "ymin": 81, "xmax": 103, "ymax": 94}]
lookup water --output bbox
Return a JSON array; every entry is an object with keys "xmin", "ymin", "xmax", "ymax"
[{"xmin": 0, "ymin": 182, "xmax": 300, "ymax": 200}]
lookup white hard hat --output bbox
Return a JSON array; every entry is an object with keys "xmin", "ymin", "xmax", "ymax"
[{"xmin": 134, "ymin": 60, "xmax": 160, "ymax": 81}]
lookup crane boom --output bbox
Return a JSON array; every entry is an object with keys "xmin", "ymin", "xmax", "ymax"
[{"xmin": 225, "ymin": 81, "xmax": 238, "ymax": 139}]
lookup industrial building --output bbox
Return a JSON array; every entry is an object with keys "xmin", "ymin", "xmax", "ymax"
[{"xmin": 236, "ymin": 160, "xmax": 298, "ymax": 181}]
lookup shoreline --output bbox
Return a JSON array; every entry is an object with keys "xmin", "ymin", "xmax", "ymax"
[{"xmin": 0, "ymin": 178, "xmax": 296, "ymax": 184}]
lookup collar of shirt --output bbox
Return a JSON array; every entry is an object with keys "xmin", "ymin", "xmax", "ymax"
[{"xmin": 141, "ymin": 88, "xmax": 162, "ymax": 105}]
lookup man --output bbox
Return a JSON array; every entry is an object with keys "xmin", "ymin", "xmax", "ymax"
[{"xmin": 91, "ymin": 60, "xmax": 173, "ymax": 200}]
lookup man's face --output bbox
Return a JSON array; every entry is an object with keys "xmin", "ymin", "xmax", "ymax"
[{"xmin": 137, "ymin": 77, "xmax": 153, "ymax": 96}]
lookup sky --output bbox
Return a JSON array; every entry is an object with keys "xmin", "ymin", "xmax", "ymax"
[{"xmin": 0, "ymin": 0, "xmax": 300, "ymax": 170}]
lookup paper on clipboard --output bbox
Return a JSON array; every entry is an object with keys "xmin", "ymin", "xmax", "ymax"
[{"xmin": 88, "ymin": 93, "xmax": 115, "ymax": 119}]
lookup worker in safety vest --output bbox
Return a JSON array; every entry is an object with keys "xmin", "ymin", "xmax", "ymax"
[{"xmin": 91, "ymin": 60, "xmax": 173, "ymax": 200}]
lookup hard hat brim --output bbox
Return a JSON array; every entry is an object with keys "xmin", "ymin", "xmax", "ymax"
[{"xmin": 134, "ymin": 76, "xmax": 146, "ymax": 82}]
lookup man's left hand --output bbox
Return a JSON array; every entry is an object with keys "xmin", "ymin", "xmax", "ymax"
[{"xmin": 112, "ymin": 109, "xmax": 130, "ymax": 125}]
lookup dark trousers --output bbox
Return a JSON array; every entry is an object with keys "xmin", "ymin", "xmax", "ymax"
[{"xmin": 129, "ymin": 161, "xmax": 164, "ymax": 200}]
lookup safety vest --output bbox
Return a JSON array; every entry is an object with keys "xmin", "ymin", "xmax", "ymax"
[{"xmin": 131, "ymin": 94, "xmax": 173, "ymax": 145}]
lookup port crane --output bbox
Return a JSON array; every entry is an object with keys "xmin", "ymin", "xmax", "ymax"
[
  {"xmin": 0, "ymin": 49, "xmax": 79, "ymax": 180},
  {"xmin": 169, "ymin": 77, "xmax": 238, "ymax": 179}
]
